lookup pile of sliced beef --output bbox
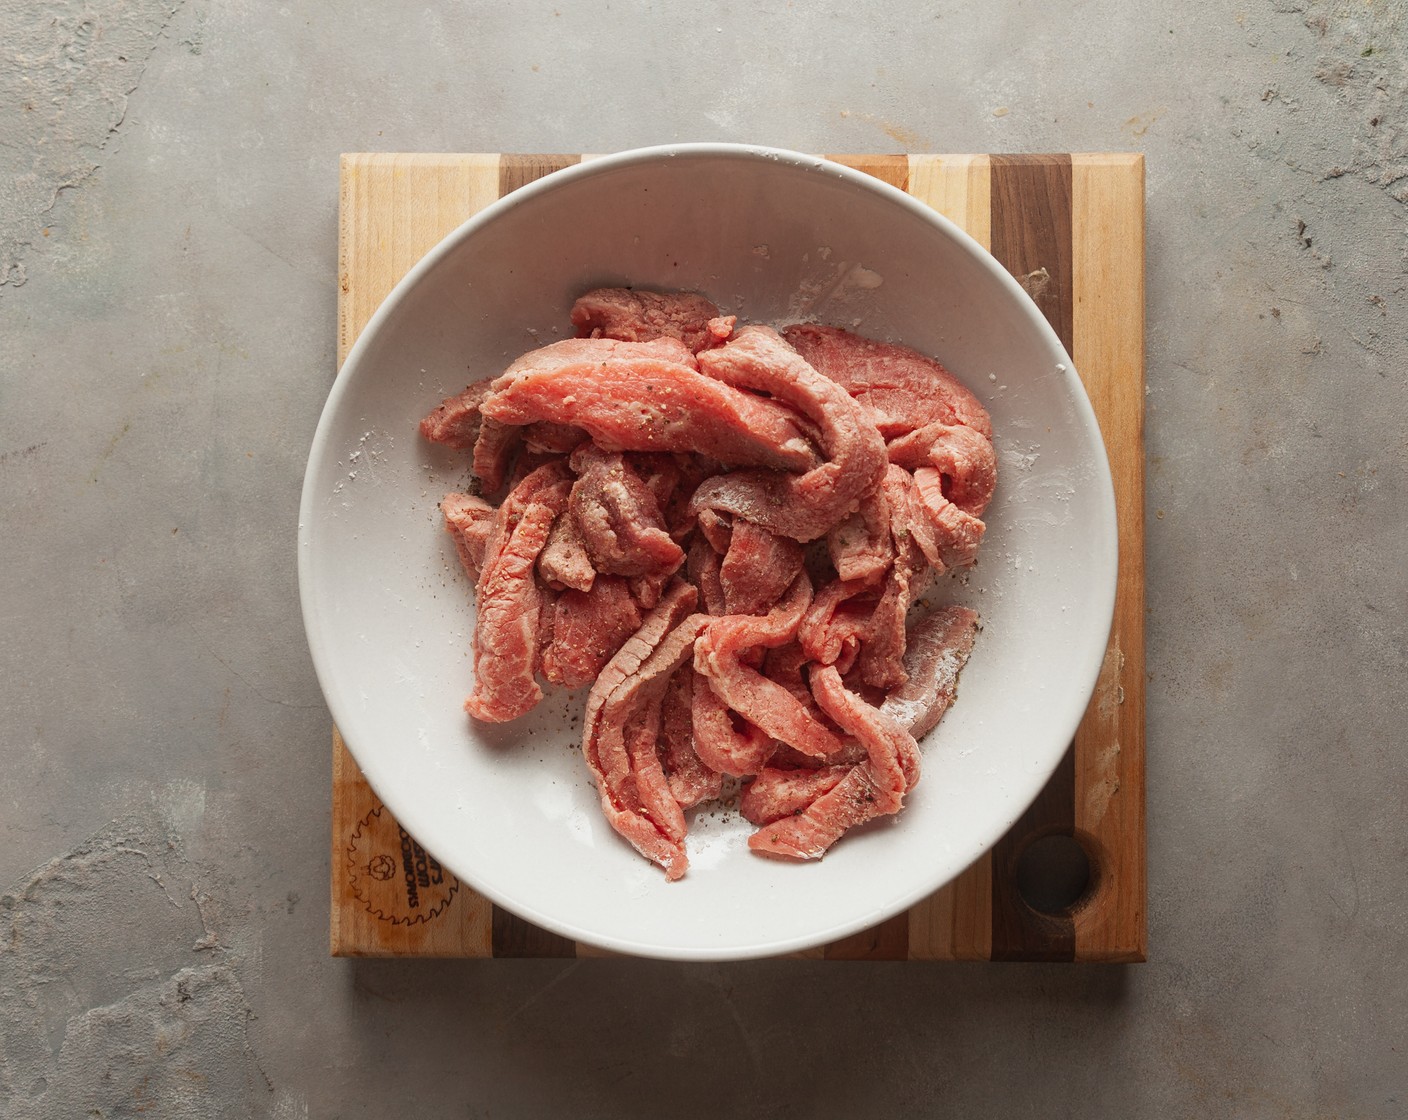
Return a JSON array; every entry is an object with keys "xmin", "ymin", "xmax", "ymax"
[{"xmin": 421, "ymin": 287, "xmax": 992, "ymax": 879}]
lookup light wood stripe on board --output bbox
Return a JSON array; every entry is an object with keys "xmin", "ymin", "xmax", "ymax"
[
  {"xmin": 1070, "ymin": 153, "xmax": 1147, "ymax": 962},
  {"xmin": 902, "ymin": 153, "xmax": 995, "ymax": 961}
]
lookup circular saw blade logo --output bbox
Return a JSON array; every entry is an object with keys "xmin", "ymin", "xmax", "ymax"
[{"xmin": 347, "ymin": 806, "xmax": 459, "ymax": 925}]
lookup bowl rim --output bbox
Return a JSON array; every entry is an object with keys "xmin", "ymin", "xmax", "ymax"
[{"xmin": 298, "ymin": 142, "xmax": 1119, "ymax": 961}]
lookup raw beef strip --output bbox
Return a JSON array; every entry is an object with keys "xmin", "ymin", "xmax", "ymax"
[
  {"xmin": 499, "ymin": 334, "xmax": 699, "ymax": 381},
  {"xmin": 686, "ymin": 533, "xmax": 727, "ymax": 616},
  {"xmin": 541, "ymin": 575, "xmax": 642, "ymax": 689},
  {"xmin": 695, "ymin": 508, "xmax": 733, "ymax": 555},
  {"xmin": 522, "ymin": 421, "xmax": 586, "ymax": 455},
  {"xmin": 623, "ymin": 695, "xmax": 680, "ymax": 847},
  {"xmin": 569, "ymin": 445, "xmax": 685, "ymax": 578},
  {"xmin": 582, "ymin": 584, "xmax": 705, "ymax": 879},
  {"xmin": 740, "ymin": 766, "xmax": 850, "ymax": 826},
  {"xmin": 760, "ymin": 642, "xmax": 851, "ymax": 752},
  {"xmin": 472, "ymin": 417, "xmax": 522, "ymax": 493},
  {"xmin": 747, "ymin": 665, "xmax": 917, "ymax": 861},
  {"xmin": 537, "ymin": 512, "xmax": 596, "ymax": 593},
  {"xmin": 782, "ymin": 324, "xmax": 992, "ymax": 440},
  {"xmin": 855, "ymin": 536, "xmax": 932, "ymax": 691},
  {"xmin": 503, "ymin": 449, "xmax": 563, "ymax": 494},
  {"xmin": 879, "ymin": 605, "xmax": 981, "ymax": 740},
  {"xmin": 627, "ymin": 453, "xmax": 682, "ymax": 515},
  {"xmin": 663, "ymin": 455, "xmax": 719, "ymax": 539},
  {"xmin": 535, "ymin": 579, "xmax": 558, "ymax": 677},
  {"xmin": 912, "ymin": 467, "xmax": 986, "ymax": 569},
  {"xmin": 704, "ymin": 315, "xmax": 737, "ymax": 348},
  {"xmin": 719, "ymin": 520, "xmax": 804, "ymax": 616},
  {"xmin": 571, "ymin": 288, "xmax": 723, "ymax": 353},
  {"xmin": 480, "ymin": 337, "xmax": 818, "ymax": 471},
  {"xmin": 690, "ymin": 327, "xmax": 887, "ymax": 542},
  {"xmin": 464, "ymin": 463, "xmax": 573, "ymax": 722},
  {"xmin": 661, "ymin": 666, "xmax": 722, "ymax": 808},
  {"xmin": 768, "ymin": 740, "xmax": 870, "ymax": 771},
  {"xmin": 803, "ymin": 525, "xmax": 932, "ymax": 690},
  {"xmin": 887, "ymin": 421, "xmax": 998, "ymax": 516},
  {"xmin": 826, "ymin": 483, "xmax": 892, "ymax": 584},
  {"xmin": 881, "ymin": 464, "xmax": 944, "ymax": 571},
  {"xmin": 690, "ymin": 666, "xmax": 774, "ymax": 777},
  {"xmin": 694, "ymin": 573, "xmax": 846, "ymax": 760},
  {"xmin": 629, "ymin": 571, "xmax": 673, "ymax": 610},
  {"xmin": 419, "ymin": 378, "xmax": 494, "ymax": 450},
  {"xmin": 440, "ymin": 493, "xmax": 496, "ymax": 583},
  {"xmin": 798, "ymin": 577, "xmax": 878, "ymax": 667}
]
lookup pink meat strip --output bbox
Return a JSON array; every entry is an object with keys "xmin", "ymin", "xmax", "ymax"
[
  {"xmin": 537, "ymin": 512, "xmax": 596, "ymax": 593},
  {"xmin": 472, "ymin": 418, "xmax": 521, "ymax": 493},
  {"xmin": 419, "ymin": 378, "xmax": 494, "ymax": 450},
  {"xmin": 782, "ymin": 324, "xmax": 993, "ymax": 440},
  {"xmin": 503, "ymin": 333, "xmax": 697, "ymax": 378},
  {"xmin": 690, "ymin": 326, "xmax": 887, "ymax": 542},
  {"xmin": 761, "ymin": 642, "xmax": 849, "ymax": 750},
  {"xmin": 881, "ymin": 464, "xmax": 944, "ymax": 571},
  {"xmin": 912, "ymin": 467, "xmax": 986, "ymax": 570},
  {"xmin": 685, "ymin": 533, "xmax": 727, "ymax": 616},
  {"xmin": 719, "ymin": 520, "xmax": 804, "ymax": 616},
  {"xmin": 503, "ymin": 449, "xmax": 561, "ymax": 493},
  {"xmin": 801, "ymin": 525, "xmax": 931, "ymax": 691},
  {"xmin": 887, "ymin": 421, "xmax": 998, "ymax": 516},
  {"xmin": 627, "ymin": 453, "xmax": 682, "ymax": 515},
  {"xmin": 582, "ymin": 583, "xmax": 705, "ymax": 879},
  {"xmin": 541, "ymin": 574, "xmax": 642, "ymax": 689},
  {"xmin": 661, "ymin": 666, "xmax": 723, "ymax": 808},
  {"xmin": 535, "ymin": 579, "xmax": 558, "ymax": 677},
  {"xmin": 522, "ymin": 421, "xmax": 586, "ymax": 455},
  {"xmin": 569, "ymin": 445, "xmax": 685, "ymax": 578},
  {"xmin": 740, "ymin": 766, "xmax": 851, "ymax": 826},
  {"xmin": 464, "ymin": 463, "xmax": 573, "ymax": 722},
  {"xmin": 690, "ymin": 667, "xmax": 774, "ymax": 777},
  {"xmin": 571, "ymin": 288, "xmax": 724, "ymax": 353},
  {"xmin": 744, "ymin": 608, "xmax": 982, "ymax": 839},
  {"xmin": 663, "ymin": 455, "xmax": 719, "ymax": 539},
  {"xmin": 439, "ymin": 492, "xmax": 496, "ymax": 583},
  {"xmin": 769, "ymin": 740, "xmax": 869, "ymax": 771},
  {"xmin": 704, "ymin": 315, "xmax": 737, "ymax": 348},
  {"xmin": 747, "ymin": 665, "xmax": 918, "ymax": 861},
  {"xmin": 480, "ymin": 337, "xmax": 817, "ymax": 472},
  {"xmin": 695, "ymin": 508, "xmax": 733, "ymax": 555},
  {"xmin": 798, "ymin": 577, "xmax": 878, "ymax": 666},
  {"xmin": 622, "ymin": 696, "xmax": 679, "ymax": 850},
  {"xmin": 855, "ymin": 537, "xmax": 933, "ymax": 691},
  {"xmin": 694, "ymin": 573, "xmax": 846, "ymax": 760},
  {"xmin": 879, "ymin": 606, "xmax": 981, "ymax": 741},
  {"xmin": 826, "ymin": 481, "xmax": 892, "ymax": 583},
  {"xmin": 629, "ymin": 571, "xmax": 673, "ymax": 610}
]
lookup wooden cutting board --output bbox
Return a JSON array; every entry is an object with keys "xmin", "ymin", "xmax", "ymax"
[{"xmin": 330, "ymin": 152, "xmax": 1146, "ymax": 961}]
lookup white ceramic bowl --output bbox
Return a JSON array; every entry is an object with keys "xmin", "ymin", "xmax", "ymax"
[{"xmin": 299, "ymin": 144, "xmax": 1117, "ymax": 961}]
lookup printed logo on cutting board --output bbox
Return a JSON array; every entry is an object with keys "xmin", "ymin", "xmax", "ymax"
[{"xmin": 347, "ymin": 805, "xmax": 459, "ymax": 925}]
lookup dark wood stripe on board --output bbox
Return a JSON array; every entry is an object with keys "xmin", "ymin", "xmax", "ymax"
[
  {"xmin": 988, "ymin": 154, "xmax": 1078, "ymax": 962},
  {"xmin": 498, "ymin": 152, "xmax": 580, "ymax": 195},
  {"xmin": 989, "ymin": 154, "xmax": 1075, "ymax": 357},
  {"xmin": 498, "ymin": 153, "xmax": 582, "ymax": 196},
  {"xmin": 491, "ymin": 905, "xmax": 577, "ymax": 958}
]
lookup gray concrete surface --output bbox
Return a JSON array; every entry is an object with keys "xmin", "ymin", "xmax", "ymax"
[{"xmin": 2, "ymin": 0, "xmax": 1405, "ymax": 1115}]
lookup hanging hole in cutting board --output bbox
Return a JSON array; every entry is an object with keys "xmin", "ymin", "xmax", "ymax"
[{"xmin": 1015, "ymin": 834, "xmax": 1093, "ymax": 915}]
